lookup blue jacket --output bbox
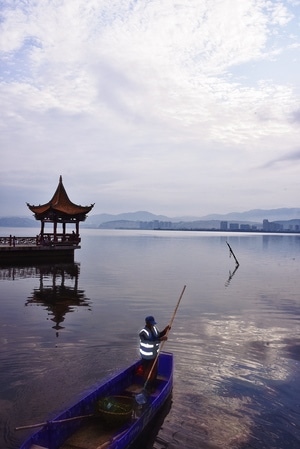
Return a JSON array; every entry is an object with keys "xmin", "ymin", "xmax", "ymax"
[{"xmin": 139, "ymin": 325, "xmax": 161, "ymax": 360}]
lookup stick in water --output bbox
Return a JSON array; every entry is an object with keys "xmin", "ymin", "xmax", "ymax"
[{"xmin": 226, "ymin": 242, "xmax": 239, "ymax": 267}]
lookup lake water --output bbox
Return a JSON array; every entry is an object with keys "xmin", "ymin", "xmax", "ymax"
[{"xmin": 1, "ymin": 228, "xmax": 300, "ymax": 449}]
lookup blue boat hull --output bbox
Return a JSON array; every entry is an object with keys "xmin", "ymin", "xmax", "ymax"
[{"xmin": 20, "ymin": 352, "xmax": 173, "ymax": 449}]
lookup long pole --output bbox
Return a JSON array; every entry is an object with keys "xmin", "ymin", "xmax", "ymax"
[
  {"xmin": 15, "ymin": 414, "xmax": 94, "ymax": 431},
  {"xmin": 226, "ymin": 241, "xmax": 239, "ymax": 267}
]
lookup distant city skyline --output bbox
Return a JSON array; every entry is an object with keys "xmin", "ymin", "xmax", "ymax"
[
  {"xmin": 1, "ymin": 1, "xmax": 300, "ymax": 217},
  {"xmin": 1, "ymin": 207, "xmax": 300, "ymax": 233}
]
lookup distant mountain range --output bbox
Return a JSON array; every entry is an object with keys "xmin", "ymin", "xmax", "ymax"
[
  {"xmin": 84, "ymin": 208, "xmax": 300, "ymax": 227},
  {"xmin": 1, "ymin": 208, "xmax": 300, "ymax": 228},
  {"xmin": 201, "ymin": 208, "xmax": 300, "ymax": 222},
  {"xmin": 85, "ymin": 211, "xmax": 173, "ymax": 225},
  {"xmin": 0, "ymin": 216, "xmax": 39, "ymax": 227}
]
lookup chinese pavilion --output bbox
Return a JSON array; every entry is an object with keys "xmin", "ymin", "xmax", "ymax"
[{"xmin": 27, "ymin": 176, "xmax": 94, "ymax": 245}]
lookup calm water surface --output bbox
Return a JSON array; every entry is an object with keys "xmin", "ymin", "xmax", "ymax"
[{"xmin": 1, "ymin": 229, "xmax": 300, "ymax": 449}]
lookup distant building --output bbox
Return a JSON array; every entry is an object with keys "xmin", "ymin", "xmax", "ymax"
[
  {"xmin": 139, "ymin": 220, "xmax": 172, "ymax": 230},
  {"xmin": 263, "ymin": 219, "xmax": 269, "ymax": 231},
  {"xmin": 263, "ymin": 219, "xmax": 283, "ymax": 232},
  {"xmin": 229, "ymin": 223, "xmax": 239, "ymax": 230},
  {"xmin": 220, "ymin": 221, "xmax": 228, "ymax": 230},
  {"xmin": 240, "ymin": 224, "xmax": 251, "ymax": 231}
]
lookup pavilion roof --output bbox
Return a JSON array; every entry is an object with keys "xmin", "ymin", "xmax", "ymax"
[{"xmin": 27, "ymin": 176, "xmax": 94, "ymax": 217}]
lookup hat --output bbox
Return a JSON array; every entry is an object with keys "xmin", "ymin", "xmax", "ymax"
[{"xmin": 145, "ymin": 315, "xmax": 156, "ymax": 325}]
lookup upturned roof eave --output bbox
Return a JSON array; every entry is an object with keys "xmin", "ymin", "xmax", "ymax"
[
  {"xmin": 26, "ymin": 176, "xmax": 94, "ymax": 217},
  {"xmin": 27, "ymin": 203, "xmax": 94, "ymax": 216}
]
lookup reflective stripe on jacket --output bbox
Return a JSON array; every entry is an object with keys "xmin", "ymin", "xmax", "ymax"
[{"xmin": 139, "ymin": 325, "xmax": 160, "ymax": 360}]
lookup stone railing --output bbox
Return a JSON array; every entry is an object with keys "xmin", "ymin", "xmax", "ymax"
[
  {"xmin": 0, "ymin": 236, "xmax": 37, "ymax": 246},
  {"xmin": 0, "ymin": 234, "xmax": 80, "ymax": 246}
]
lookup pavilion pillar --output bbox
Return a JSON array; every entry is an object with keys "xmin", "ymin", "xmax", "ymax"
[
  {"xmin": 53, "ymin": 221, "xmax": 57, "ymax": 242},
  {"xmin": 63, "ymin": 222, "xmax": 66, "ymax": 241},
  {"xmin": 41, "ymin": 221, "xmax": 45, "ymax": 238}
]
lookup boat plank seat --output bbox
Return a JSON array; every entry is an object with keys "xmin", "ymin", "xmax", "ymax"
[
  {"xmin": 62, "ymin": 445, "xmax": 87, "ymax": 449},
  {"xmin": 156, "ymin": 375, "xmax": 168, "ymax": 382},
  {"xmin": 125, "ymin": 376, "xmax": 168, "ymax": 396},
  {"xmin": 124, "ymin": 384, "xmax": 143, "ymax": 394},
  {"xmin": 60, "ymin": 422, "xmax": 114, "ymax": 449},
  {"xmin": 29, "ymin": 446, "xmax": 49, "ymax": 449}
]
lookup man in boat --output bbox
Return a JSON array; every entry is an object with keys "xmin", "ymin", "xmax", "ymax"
[{"xmin": 139, "ymin": 316, "xmax": 170, "ymax": 390}]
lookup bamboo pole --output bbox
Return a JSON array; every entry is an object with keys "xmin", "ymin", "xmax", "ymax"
[
  {"xmin": 15, "ymin": 414, "xmax": 94, "ymax": 431},
  {"xmin": 226, "ymin": 241, "xmax": 239, "ymax": 267}
]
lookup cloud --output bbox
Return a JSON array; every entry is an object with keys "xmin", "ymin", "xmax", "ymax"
[
  {"xmin": 261, "ymin": 149, "xmax": 300, "ymax": 169},
  {"xmin": 291, "ymin": 109, "xmax": 300, "ymax": 123},
  {"xmin": 1, "ymin": 1, "xmax": 300, "ymax": 216}
]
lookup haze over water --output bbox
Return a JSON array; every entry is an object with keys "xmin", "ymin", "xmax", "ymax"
[{"xmin": 1, "ymin": 228, "xmax": 300, "ymax": 449}]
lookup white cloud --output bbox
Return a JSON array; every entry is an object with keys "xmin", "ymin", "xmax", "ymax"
[{"xmin": 1, "ymin": 0, "xmax": 300, "ymax": 216}]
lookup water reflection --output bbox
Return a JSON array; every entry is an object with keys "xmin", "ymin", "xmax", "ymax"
[
  {"xmin": 25, "ymin": 263, "xmax": 90, "ymax": 336},
  {"xmin": 1, "ymin": 231, "xmax": 300, "ymax": 449},
  {"xmin": 225, "ymin": 264, "xmax": 239, "ymax": 287},
  {"xmin": 0, "ymin": 262, "xmax": 90, "ymax": 337},
  {"xmin": 0, "ymin": 265, "xmax": 41, "ymax": 280},
  {"xmin": 165, "ymin": 288, "xmax": 300, "ymax": 448}
]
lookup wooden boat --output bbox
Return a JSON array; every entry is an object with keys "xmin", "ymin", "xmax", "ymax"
[{"xmin": 19, "ymin": 352, "xmax": 173, "ymax": 449}]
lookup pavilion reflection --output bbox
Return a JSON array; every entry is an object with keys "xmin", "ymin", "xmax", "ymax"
[{"xmin": 24, "ymin": 263, "xmax": 90, "ymax": 336}]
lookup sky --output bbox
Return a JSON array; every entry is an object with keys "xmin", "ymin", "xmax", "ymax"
[{"xmin": 1, "ymin": 0, "xmax": 300, "ymax": 218}]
